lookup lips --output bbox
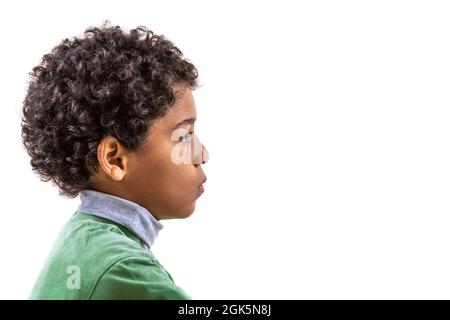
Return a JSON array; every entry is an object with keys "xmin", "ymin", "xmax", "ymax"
[{"xmin": 198, "ymin": 177, "xmax": 207, "ymax": 195}]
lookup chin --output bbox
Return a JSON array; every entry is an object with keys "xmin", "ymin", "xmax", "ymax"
[
  {"xmin": 167, "ymin": 202, "xmax": 196, "ymax": 220},
  {"xmin": 179, "ymin": 202, "xmax": 196, "ymax": 219}
]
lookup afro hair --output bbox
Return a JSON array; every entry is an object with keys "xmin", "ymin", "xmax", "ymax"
[{"xmin": 21, "ymin": 21, "xmax": 199, "ymax": 198}]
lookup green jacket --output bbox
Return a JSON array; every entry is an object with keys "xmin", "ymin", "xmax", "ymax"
[{"xmin": 30, "ymin": 190, "xmax": 191, "ymax": 300}]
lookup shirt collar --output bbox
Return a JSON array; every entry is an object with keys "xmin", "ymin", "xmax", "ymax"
[{"xmin": 76, "ymin": 189, "xmax": 163, "ymax": 249}]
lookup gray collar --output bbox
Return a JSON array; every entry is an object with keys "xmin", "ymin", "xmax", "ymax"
[{"xmin": 76, "ymin": 189, "xmax": 163, "ymax": 249}]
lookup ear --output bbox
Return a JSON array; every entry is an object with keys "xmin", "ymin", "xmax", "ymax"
[{"xmin": 97, "ymin": 136, "xmax": 128, "ymax": 182}]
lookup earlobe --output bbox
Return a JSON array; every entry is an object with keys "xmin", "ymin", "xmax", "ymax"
[{"xmin": 110, "ymin": 166, "xmax": 125, "ymax": 181}]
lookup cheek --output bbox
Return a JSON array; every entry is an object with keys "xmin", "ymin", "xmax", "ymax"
[
  {"xmin": 165, "ymin": 162, "xmax": 198, "ymax": 194},
  {"xmin": 141, "ymin": 143, "xmax": 198, "ymax": 194}
]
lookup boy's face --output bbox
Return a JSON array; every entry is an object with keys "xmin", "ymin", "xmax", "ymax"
[{"xmin": 89, "ymin": 83, "xmax": 208, "ymax": 220}]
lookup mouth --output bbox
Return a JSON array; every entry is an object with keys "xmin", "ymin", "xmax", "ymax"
[{"xmin": 198, "ymin": 177, "xmax": 207, "ymax": 196}]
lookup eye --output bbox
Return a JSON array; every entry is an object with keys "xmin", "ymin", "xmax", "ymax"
[{"xmin": 178, "ymin": 131, "xmax": 193, "ymax": 144}]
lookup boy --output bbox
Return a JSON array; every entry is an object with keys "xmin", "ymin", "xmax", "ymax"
[{"xmin": 21, "ymin": 22, "xmax": 209, "ymax": 299}]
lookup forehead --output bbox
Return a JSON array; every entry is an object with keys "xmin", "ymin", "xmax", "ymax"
[
  {"xmin": 136, "ymin": 85, "xmax": 197, "ymax": 153},
  {"xmin": 148, "ymin": 84, "xmax": 197, "ymax": 134},
  {"xmin": 161, "ymin": 84, "xmax": 197, "ymax": 127}
]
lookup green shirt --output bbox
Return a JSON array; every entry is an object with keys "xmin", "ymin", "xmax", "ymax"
[{"xmin": 30, "ymin": 190, "xmax": 191, "ymax": 300}]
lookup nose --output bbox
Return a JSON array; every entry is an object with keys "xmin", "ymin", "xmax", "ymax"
[
  {"xmin": 201, "ymin": 145, "xmax": 209, "ymax": 164},
  {"xmin": 193, "ymin": 135, "xmax": 209, "ymax": 165}
]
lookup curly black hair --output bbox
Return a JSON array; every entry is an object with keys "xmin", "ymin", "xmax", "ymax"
[{"xmin": 21, "ymin": 21, "xmax": 199, "ymax": 198}]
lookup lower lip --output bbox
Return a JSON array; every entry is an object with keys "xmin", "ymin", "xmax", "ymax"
[{"xmin": 198, "ymin": 184, "xmax": 204, "ymax": 195}]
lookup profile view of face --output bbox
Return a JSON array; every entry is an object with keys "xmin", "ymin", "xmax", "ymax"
[{"xmin": 89, "ymin": 82, "xmax": 209, "ymax": 220}]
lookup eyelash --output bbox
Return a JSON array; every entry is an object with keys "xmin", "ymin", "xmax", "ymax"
[{"xmin": 178, "ymin": 131, "xmax": 193, "ymax": 143}]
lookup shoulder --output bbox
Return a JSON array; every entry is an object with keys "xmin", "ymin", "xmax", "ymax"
[
  {"xmin": 31, "ymin": 212, "xmax": 156, "ymax": 299},
  {"xmin": 89, "ymin": 255, "xmax": 191, "ymax": 300},
  {"xmin": 61, "ymin": 211, "xmax": 158, "ymax": 275},
  {"xmin": 66, "ymin": 212, "xmax": 190, "ymax": 299},
  {"xmin": 67, "ymin": 211, "xmax": 148, "ymax": 256}
]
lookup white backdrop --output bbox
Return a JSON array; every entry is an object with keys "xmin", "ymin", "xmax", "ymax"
[{"xmin": 0, "ymin": 0, "xmax": 449, "ymax": 299}]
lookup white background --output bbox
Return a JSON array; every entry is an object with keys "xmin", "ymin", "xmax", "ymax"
[{"xmin": 0, "ymin": 0, "xmax": 449, "ymax": 299}]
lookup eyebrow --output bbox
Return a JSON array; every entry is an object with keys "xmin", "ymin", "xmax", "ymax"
[{"xmin": 173, "ymin": 117, "xmax": 196, "ymax": 129}]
